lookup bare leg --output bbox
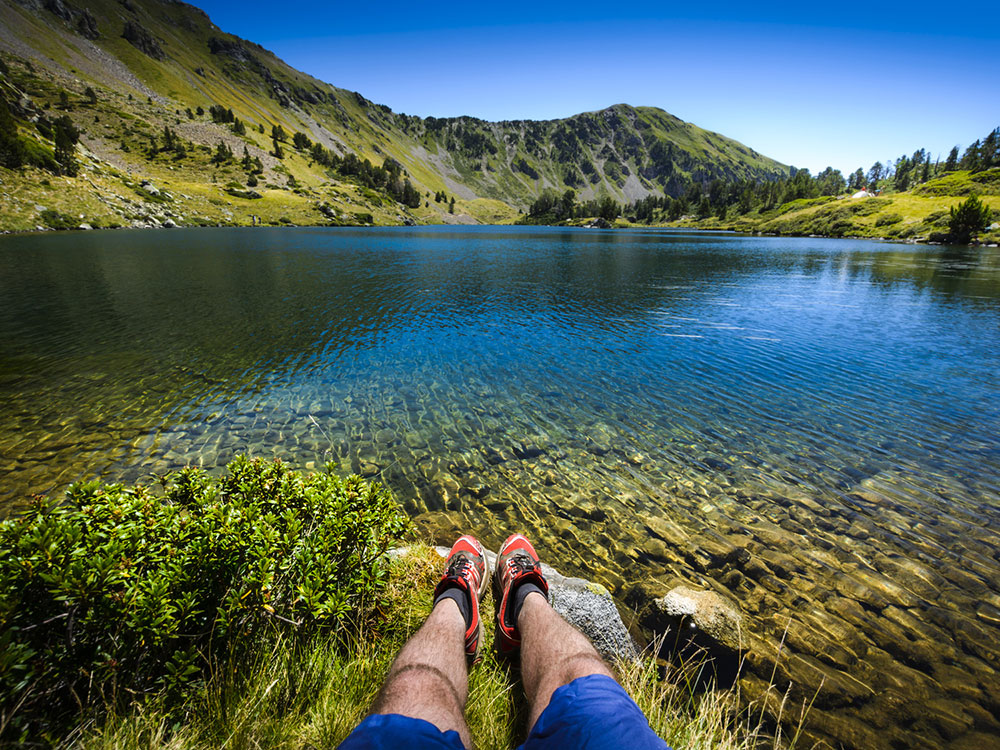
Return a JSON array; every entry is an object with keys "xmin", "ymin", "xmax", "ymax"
[
  {"xmin": 518, "ymin": 591, "xmax": 616, "ymax": 729},
  {"xmin": 371, "ymin": 598, "xmax": 472, "ymax": 748}
]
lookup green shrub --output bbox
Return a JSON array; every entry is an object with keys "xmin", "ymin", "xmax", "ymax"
[
  {"xmin": 39, "ymin": 208, "xmax": 77, "ymax": 230},
  {"xmin": 875, "ymin": 212, "xmax": 903, "ymax": 226},
  {"xmin": 0, "ymin": 457, "xmax": 406, "ymax": 741}
]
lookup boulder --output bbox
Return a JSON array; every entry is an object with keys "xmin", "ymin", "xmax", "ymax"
[
  {"xmin": 642, "ymin": 585, "xmax": 744, "ymax": 674},
  {"xmin": 543, "ymin": 566, "xmax": 637, "ymax": 665},
  {"xmin": 77, "ymin": 223, "xmax": 93, "ymax": 230},
  {"xmin": 162, "ymin": 218, "xmax": 177, "ymax": 228}
]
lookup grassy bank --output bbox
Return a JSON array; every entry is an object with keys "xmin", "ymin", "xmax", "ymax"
[
  {"xmin": 0, "ymin": 458, "xmax": 791, "ymax": 749},
  {"xmin": 663, "ymin": 170, "xmax": 1000, "ymax": 245},
  {"xmin": 78, "ymin": 546, "xmax": 786, "ymax": 750}
]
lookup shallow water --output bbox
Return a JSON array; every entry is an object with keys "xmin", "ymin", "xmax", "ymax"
[{"xmin": 1, "ymin": 226, "xmax": 999, "ymax": 748}]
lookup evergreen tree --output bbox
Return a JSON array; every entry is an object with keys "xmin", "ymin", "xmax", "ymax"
[
  {"xmin": 944, "ymin": 146, "xmax": 959, "ymax": 171},
  {"xmin": 867, "ymin": 162, "xmax": 884, "ymax": 189},
  {"xmin": 52, "ymin": 115, "xmax": 79, "ymax": 176},
  {"xmin": 186, "ymin": 108, "xmax": 194, "ymax": 119},
  {"xmin": 0, "ymin": 97, "xmax": 27, "ymax": 169},
  {"xmin": 196, "ymin": 105, "xmax": 204, "ymax": 116},
  {"xmin": 401, "ymin": 178, "xmax": 420, "ymax": 208},
  {"xmin": 211, "ymin": 141, "xmax": 233, "ymax": 165},
  {"xmin": 982, "ymin": 128, "xmax": 1000, "ymax": 169},
  {"xmin": 59, "ymin": 91, "xmax": 70, "ymax": 110},
  {"xmin": 271, "ymin": 124, "xmax": 287, "ymax": 143},
  {"xmin": 293, "ymin": 131, "xmax": 312, "ymax": 150},
  {"xmin": 84, "ymin": 87, "xmax": 97, "ymax": 105},
  {"xmin": 949, "ymin": 194, "xmax": 991, "ymax": 243},
  {"xmin": 960, "ymin": 140, "xmax": 982, "ymax": 171},
  {"xmin": 448, "ymin": 197, "xmax": 455, "ymax": 214},
  {"xmin": 272, "ymin": 137, "xmax": 283, "ymax": 159}
]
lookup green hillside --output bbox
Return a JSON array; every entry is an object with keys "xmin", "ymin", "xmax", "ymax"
[
  {"xmin": 0, "ymin": 0, "xmax": 787, "ymax": 231},
  {"xmin": 666, "ymin": 169, "xmax": 1000, "ymax": 244}
]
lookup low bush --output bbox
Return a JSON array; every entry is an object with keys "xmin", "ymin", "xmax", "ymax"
[
  {"xmin": 874, "ymin": 213, "xmax": 903, "ymax": 226},
  {"xmin": 39, "ymin": 208, "xmax": 77, "ymax": 230},
  {"xmin": 0, "ymin": 456, "xmax": 407, "ymax": 742}
]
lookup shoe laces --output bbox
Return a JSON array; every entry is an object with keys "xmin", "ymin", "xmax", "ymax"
[
  {"xmin": 447, "ymin": 555, "xmax": 478, "ymax": 587},
  {"xmin": 503, "ymin": 552, "xmax": 537, "ymax": 580}
]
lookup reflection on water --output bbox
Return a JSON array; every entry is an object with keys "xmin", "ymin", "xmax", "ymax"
[{"xmin": 1, "ymin": 227, "xmax": 999, "ymax": 749}]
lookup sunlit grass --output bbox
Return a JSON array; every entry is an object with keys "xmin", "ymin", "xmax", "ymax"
[{"xmin": 79, "ymin": 546, "xmax": 802, "ymax": 750}]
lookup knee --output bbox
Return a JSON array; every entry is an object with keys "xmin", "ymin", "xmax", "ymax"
[{"xmin": 376, "ymin": 663, "xmax": 462, "ymax": 713}]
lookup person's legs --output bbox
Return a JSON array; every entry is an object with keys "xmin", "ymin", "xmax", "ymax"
[
  {"xmin": 368, "ymin": 597, "xmax": 472, "ymax": 747},
  {"xmin": 339, "ymin": 535, "xmax": 491, "ymax": 750},
  {"xmin": 517, "ymin": 591, "xmax": 615, "ymax": 728},
  {"xmin": 492, "ymin": 533, "xmax": 669, "ymax": 750}
]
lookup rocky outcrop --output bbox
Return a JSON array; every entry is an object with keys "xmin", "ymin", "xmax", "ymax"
[{"xmin": 122, "ymin": 21, "xmax": 164, "ymax": 60}]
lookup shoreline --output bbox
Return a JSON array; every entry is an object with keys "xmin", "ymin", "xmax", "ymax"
[{"xmin": 3, "ymin": 218, "xmax": 997, "ymax": 248}]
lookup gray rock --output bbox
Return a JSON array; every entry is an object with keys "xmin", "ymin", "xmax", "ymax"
[
  {"xmin": 139, "ymin": 179, "xmax": 160, "ymax": 196},
  {"xmin": 162, "ymin": 218, "xmax": 177, "ymax": 228},
  {"xmin": 78, "ymin": 223, "xmax": 93, "ymax": 230}
]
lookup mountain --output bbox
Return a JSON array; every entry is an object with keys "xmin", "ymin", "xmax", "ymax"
[{"xmin": 0, "ymin": 0, "xmax": 789, "ymax": 230}]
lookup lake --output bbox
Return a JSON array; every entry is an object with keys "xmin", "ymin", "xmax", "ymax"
[{"xmin": 1, "ymin": 226, "xmax": 998, "ymax": 748}]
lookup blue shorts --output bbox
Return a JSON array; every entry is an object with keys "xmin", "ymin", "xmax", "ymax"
[{"xmin": 338, "ymin": 674, "xmax": 671, "ymax": 750}]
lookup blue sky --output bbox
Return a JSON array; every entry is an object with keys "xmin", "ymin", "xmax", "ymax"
[{"xmin": 198, "ymin": 1, "xmax": 999, "ymax": 175}]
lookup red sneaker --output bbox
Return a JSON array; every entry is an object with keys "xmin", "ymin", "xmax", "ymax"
[
  {"xmin": 492, "ymin": 533, "xmax": 549, "ymax": 656},
  {"xmin": 433, "ymin": 535, "xmax": 490, "ymax": 663}
]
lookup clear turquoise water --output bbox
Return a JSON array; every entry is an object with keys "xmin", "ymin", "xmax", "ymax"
[{"xmin": 1, "ymin": 226, "xmax": 999, "ymax": 748}]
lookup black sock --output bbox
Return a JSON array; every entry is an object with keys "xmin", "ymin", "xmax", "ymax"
[
  {"xmin": 512, "ymin": 582, "xmax": 546, "ymax": 623},
  {"xmin": 435, "ymin": 586, "xmax": 472, "ymax": 629}
]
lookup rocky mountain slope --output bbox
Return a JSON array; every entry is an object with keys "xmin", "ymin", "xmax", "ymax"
[{"xmin": 0, "ymin": 0, "xmax": 788, "ymax": 230}]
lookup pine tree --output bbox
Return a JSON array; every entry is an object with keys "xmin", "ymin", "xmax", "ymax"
[
  {"xmin": 960, "ymin": 140, "xmax": 981, "ymax": 171},
  {"xmin": 944, "ymin": 146, "xmax": 959, "ymax": 172},
  {"xmin": 211, "ymin": 141, "xmax": 233, "ymax": 165},
  {"xmin": 0, "ymin": 98, "xmax": 27, "ymax": 169},
  {"xmin": 949, "ymin": 194, "xmax": 991, "ymax": 243},
  {"xmin": 84, "ymin": 87, "xmax": 97, "ymax": 105},
  {"xmin": 53, "ymin": 115, "xmax": 79, "ymax": 176},
  {"xmin": 448, "ymin": 197, "xmax": 455, "ymax": 214},
  {"xmin": 272, "ymin": 137, "xmax": 283, "ymax": 159},
  {"xmin": 982, "ymin": 128, "xmax": 1000, "ymax": 169}
]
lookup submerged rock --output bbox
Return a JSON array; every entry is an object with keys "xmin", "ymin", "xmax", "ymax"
[{"xmin": 643, "ymin": 585, "xmax": 744, "ymax": 661}]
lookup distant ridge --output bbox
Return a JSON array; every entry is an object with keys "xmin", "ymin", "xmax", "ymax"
[{"xmin": 0, "ymin": 0, "xmax": 788, "ymax": 228}]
